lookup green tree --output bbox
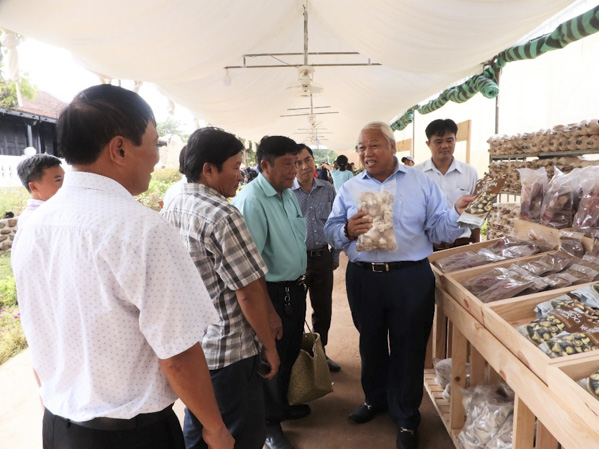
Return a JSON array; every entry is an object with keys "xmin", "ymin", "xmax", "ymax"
[
  {"xmin": 156, "ymin": 116, "xmax": 189, "ymax": 142},
  {"xmin": 0, "ymin": 30, "xmax": 37, "ymax": 110},
  {"xmin": 312, "ymin": 148, "xmax": 338, "ymax": 165}
]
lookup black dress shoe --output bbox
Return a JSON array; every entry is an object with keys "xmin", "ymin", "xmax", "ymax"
[
  {"xmin": 348, "ymin": 402, "xmax": 387, "ymax": 424},
  {"xmin": 282, "ymin": 403, "xmax": 311, "ymax": 420},
  {"xmin": 326, "ymin": 356, "xmax": 341, "ymax": 372},
  {"xmin": 265, "ymin": 423, "xmax": 294, "ymax": 449},
  {"xmin": 396, "ymin": 427, "xmax": 418, "ymax": 449}
]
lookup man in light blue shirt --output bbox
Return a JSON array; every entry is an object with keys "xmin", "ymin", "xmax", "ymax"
[
  {"xmin": 324, "ymin": 121, "xmax": 473, "ymax": 449},
  {"xmin": 232, "ymin": 136, "xmax": 307, "ymax": 449},
  {"xmin": 414, "ymin": 118, "xmax": 479, "ymax": 248}
]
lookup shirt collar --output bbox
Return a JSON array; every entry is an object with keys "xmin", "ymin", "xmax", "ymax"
[
  {"xmin": 181, "ymin": 182, "xmax": 226, "ymax": 200},
  {"xmin": 62, "ymin": 171, "xmax": 135, "ymax": 199},
  {"xmin": 256, "ymin": 172, "xmax": 286, "ymax": 198},
  {"xmin": 292, "ymin": 177, "xmax": 320, "ymax": 193},
  {"xmin": 423, "ymin": 157, "xmax": 462, "ymax": 174}
]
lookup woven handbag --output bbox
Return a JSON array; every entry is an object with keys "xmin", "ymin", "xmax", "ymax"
[{"xmin": 287, "ymin": 322, "xmax": 333, "ymax": 405}]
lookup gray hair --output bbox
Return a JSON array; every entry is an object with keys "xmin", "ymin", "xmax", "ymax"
[{"xmin": 358, "ymin": 121, "xmax": 396, "ymax": 147}]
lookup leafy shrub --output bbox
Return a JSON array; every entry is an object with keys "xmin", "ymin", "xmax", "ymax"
[
  {"xmin": 137, "ymin": 168, "xmax": 182, "ymax": 211},
  {"xmin": 0, "ymin": 305, "xmax": 27, "ymax": 365},
  {"xmin": 0, "ymin": 187, "xmax": 29, "ymax": 217}
]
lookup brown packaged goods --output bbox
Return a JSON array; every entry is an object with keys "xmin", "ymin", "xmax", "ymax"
[
  {"xmin": 542, "ymin": 333, "xmax": 597, "ymax": 358},
  {"xmin": 463, "ymin": 265, "xmax": 535, "ymax": 303},
  {"xmin": 540, "ymin": 167, "xmax": 582, "ymax": 229},
  {"xmin": 573, "ymin": 166, "xmax": 599, "ymax": 231},
  {"xmin": 518, "ymin": 167, "xmax": 548, "ymax": 223},
  {"xmin": 458, "ymin": 174, "xmax": 506, "ymax": 229}
]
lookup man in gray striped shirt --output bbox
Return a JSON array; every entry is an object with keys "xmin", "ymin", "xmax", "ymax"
[
  {"xmin": 292, "ymin": 144, "xmax": 341, "ymax": 372},
  {"xmin": 161, "ymin": 127, "xmax": 282, "ymax": 449}
]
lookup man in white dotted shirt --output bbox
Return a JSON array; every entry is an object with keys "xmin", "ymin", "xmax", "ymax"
[{"xmin": 11, "ymin": 85, "xmax": 234, "ymax": 449}]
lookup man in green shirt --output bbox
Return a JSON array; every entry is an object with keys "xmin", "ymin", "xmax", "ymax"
[{"xmin": 232, "ymin": 136, "xmax": 307, "ymax": 449}]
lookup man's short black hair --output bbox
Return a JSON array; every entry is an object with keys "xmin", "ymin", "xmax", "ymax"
[
  {"xmin": 297, "ymin": 143, "xmax": 313, "ymax": 157},
  {"xmin": 178, "ymin": 145, "xmax": 187, "ymax": 175},
  {"xmin": 57, "ymin": 84, "xmax": 156, "ymax": 165},
  {"xmin": 17, "ymin": 154, "xmax": 62, "ymax": 192},
  {"xmin": 183, "ymin": 127, "xmax": 243, "ymax": 182},
  {"xmin": 256, "ymin": 136, "xmax": 299, "ymax": 172},
  {"xmin": 425, "ymin": 119, "xmax": 458, "ymax": 140}
]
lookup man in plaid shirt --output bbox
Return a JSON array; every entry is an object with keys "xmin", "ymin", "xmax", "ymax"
[{"xmin": 162, "ymin": 127, "xmax": 282, "ymax": 449}]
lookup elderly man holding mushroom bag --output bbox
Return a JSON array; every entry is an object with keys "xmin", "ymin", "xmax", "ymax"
[{"xmin": 324, "ymin": 121, "xmax": 474, "ymax": 449}]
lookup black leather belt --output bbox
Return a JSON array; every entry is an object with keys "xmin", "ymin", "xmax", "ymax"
[
  {"xmin": 267, "ymin": 275, "xmax": 307, "ymax": 288},
  {"xmin": 307, "ymin": 246, "xmax": 328, "ymax": 257},
  {"xmin": 63, "ymin": 404, "xmax": 174, "ymax": 431},
  {"xmin": 353, "ymin": 259, "xmax": 424, "ymax": 272}
]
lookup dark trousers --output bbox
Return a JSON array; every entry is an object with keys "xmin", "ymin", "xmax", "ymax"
[
  {"xmin": 346, "ymin": 259, "xmax": 435, "ymax": 430},
  {"xmin": 183, "ymin": 355, "xmax": 265, "ymax": 449},
  {"xmin": 264, "ymin": 281, "xmax": 307, "ymax": 423},
  {"xmin": 306, "ymin": 249, "xmax": 334, "ymax": 347},
  {"xmin": 43, "ymin": 407, "xmax": 184, "ymax": 449}
]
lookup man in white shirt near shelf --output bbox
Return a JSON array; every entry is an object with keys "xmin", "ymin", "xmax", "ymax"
[
  {"xmin": 414, "ymin": 118, "xmax": 479, "ymax": 249},
  {"xmin": 11, "ymin": 84, "xmax": 233, "ymax": 449}
]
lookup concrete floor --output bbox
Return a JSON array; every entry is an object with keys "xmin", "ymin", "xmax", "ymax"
[{"xmin": 0, "ymin": 253, "xmax": 454, "ymax": 449}]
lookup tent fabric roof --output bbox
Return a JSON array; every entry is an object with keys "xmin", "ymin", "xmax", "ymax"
[{"xmin": 0, "ymin": 0, "xmax": 576, "ymax": 149}]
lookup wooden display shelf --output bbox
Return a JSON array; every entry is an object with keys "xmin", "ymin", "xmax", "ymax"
[
  {"xmin": 441, "ymin": 254, "xmax": 546, "ymax": 324},
  {"xmin": 547, "ymin": 356, "xmax": 599, "ymax": 426},
  {"xmin": 485, "ymin": 286, "xmax": 598, "ymax": 383},
  {"xmin": 428, "ymin": 239, "xmax": 499, "ymax": 282},
  {"xmin": 489, "ymin": 148, "xmax": 599, "ymax": 160},
  {"xmin": 423, "ymin": 369, "xmax": 455, "ymax": 442},
  {"xmin": 437, "ymin": 287, "xmax": 599, "ymax": 449}
]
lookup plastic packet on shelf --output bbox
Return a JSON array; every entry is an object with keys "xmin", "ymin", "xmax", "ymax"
[
  {"xmin": 544, "ymin": 271, "xmax": 580, "ymax": 289},
  {"xmin": 485, "ymin": 414, "xmax": 514, "ymax": 449},
  {"xmin": 538, "ymin": 332, "xmax": 597, "ymax": 358},
  {"xmin": 518, "ymin": 166, "xmax": 548, "ymax": 223},
  {"xmin": 356, "ymin": 190, "xmax": 397, "ymax": 252},
  {"xmin": 578, "ymin": 370, "xmax": 599, "ymax": 401},
  {"xmin": 518, "ymin": 312, "xmax": 567, "ymax": 346},
  {"xmin": 558, "ymin": 229, "xmax": 586, "ymax": 259},
  {"xmin": 457, "ymin": 384, "xmax": 514, "ymax": 449},
  {"xmin": 473, "ymin": 265, "xmax": 536, "ymax": 303},
  {"xmin": 563, "ymin": 263, "xmax": 599, "ymax": 285},
  {"xmin": 462, "ymin": 267, "xmax": 510, "ymax": 298},
  {"xmin": 458, "ymin": 174, "xmax": 506, "ymax": 229},
  {"xmin": 540, "ymin": 167, "xmax": 582, "ymax": 229},
  {"xmin": 573, "ymin": 166, "xmax": 599, "ymax": 231},
  {"xmin": 433, "ymin": 358, "xmax": 451, "ymax": 389},
  {"xmin": 433, "ymin": 248, "xmax": 505, "ymax": 273},
  {"xmin": 533, "ymin": 294, "xmax": 575, "ymax": 317},
  {"xmin": 508, "ymin": 264, "xmax": 549, "ymax": 293},
  {"xmin": 570, "ymin": 283, "xmax": 599, "ymax": 309}
]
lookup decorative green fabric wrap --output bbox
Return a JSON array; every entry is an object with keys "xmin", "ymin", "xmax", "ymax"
[{"xmin": 390, "ymin": 5, "xmax": 599, "ymax": 131}]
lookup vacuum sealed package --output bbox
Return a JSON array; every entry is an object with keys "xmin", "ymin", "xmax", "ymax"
[
  {"xmin": 356, "ymin": 189, "xmax": 397, "ymax": 252},
  {"xmin": 458, "ymin": 174, "xmax": 506, "ymax": 229}
]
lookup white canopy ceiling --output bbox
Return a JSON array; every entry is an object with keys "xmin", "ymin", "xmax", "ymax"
[{"xmin": 0, "ymin": 0, "xmax": 577, "ymax": 150}]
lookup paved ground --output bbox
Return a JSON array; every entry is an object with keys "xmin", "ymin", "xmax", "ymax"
[{"xmin": 0, "ymin": 253, "xmax": 454, "ymax": 448}]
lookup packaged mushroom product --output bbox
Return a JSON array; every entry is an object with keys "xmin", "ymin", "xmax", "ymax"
[
  {"xmin": 578, "ymin": 370, "xmax": 599, "ymax": 401},
  {"xmin": 458, "ymin": 174, "xmax": 506, "ymax": 229},
  {"xmin": 356, "ymin": 190, "xmax": 397, "ymax": 252}
]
